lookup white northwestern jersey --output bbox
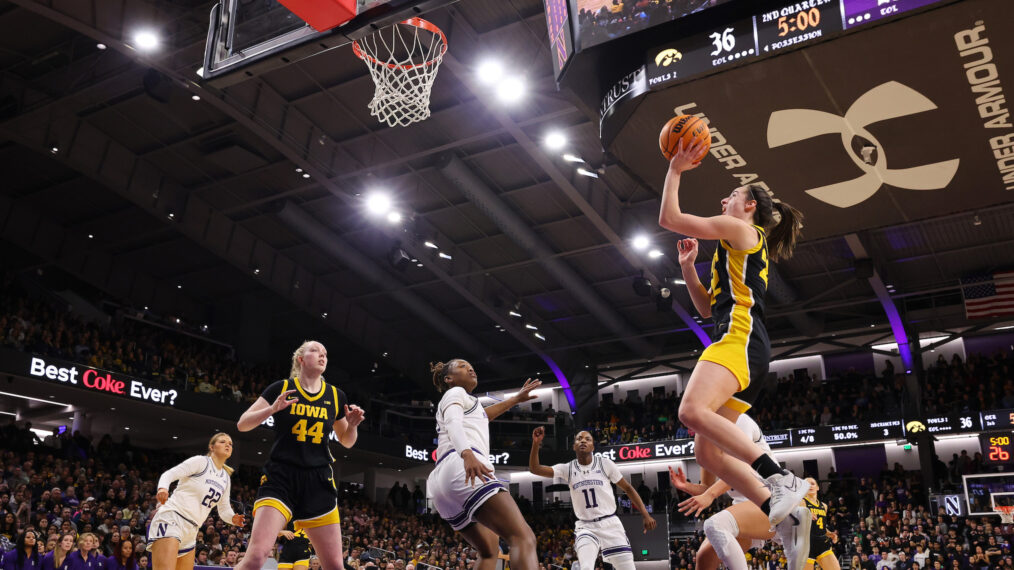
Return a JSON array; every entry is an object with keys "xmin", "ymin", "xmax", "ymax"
[
  {"xmin": 729, "ymin": 414, "xmax": 770, "ymax": 504},
  {"xmin": 157, "ymin": 455, "xmax": 236, "ymax": 525},
  {"xmin": 552, "ymin": 456, "xmax": 623, "ymax": 521},
  {"xmin": 435, "ymin": 387, "xmax": 491, "ymax": 465}
]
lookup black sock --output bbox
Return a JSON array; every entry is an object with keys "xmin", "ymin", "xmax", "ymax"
[
  {"xmin": 760, "ymin": 497, "xmax": 771, "ymax": 515},
  {"xmin": 751, "ymin": 454, "xmax": 786, "ymax": 479}
]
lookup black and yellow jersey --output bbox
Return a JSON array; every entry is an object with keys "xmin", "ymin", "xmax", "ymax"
[
  {"xmin": 805, "ymin": 497, "xmax": 828, "ymax": 537},
  {"xmin": 283, "ymin": 522, "xmax": 310, "ymax": 543},
  {"xmin": 707, "ymin": 225, "xmax": 769, "ymax": 337},
  {"xmin": 261, "ymin": 377, "xmax": 347, "ymax": 467}
]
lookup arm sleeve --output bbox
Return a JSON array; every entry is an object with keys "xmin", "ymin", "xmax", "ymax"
[
  {"xmin": 217, "ymin": 479, "xmax": 236, "ymax": 523},
  {"xmin": 442, "ymin": 404, "xmax": 472, "ymax": 457},
  {"xmin": 602, "ymin": 458, "xmax": 623, "ymax": 484},
  {"xmin": 551, "ymin": 463, "xmax": 570, "ymax": 483},
  {"xmin": 157, "ymin": 456, "xmax": 208, "ymax": 490}
]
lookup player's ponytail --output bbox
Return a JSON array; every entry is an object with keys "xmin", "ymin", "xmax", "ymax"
[
  {"xmin": 207, "ymin": 432, "xmax": 235, "ymax": 475},
  {"xmin": 747, "ymin": 184, "xmax": 803, "ymax": 262},
  {"xmin": 430, "ymin": 360, "xmax": 463, "ymax": 393}
]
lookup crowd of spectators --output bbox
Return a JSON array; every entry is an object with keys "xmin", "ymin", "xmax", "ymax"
[
  {"xmin": 0, "ymin": 274, "xmax": 276, "ymax": 404},
  {"xmin": 585, "ymin": 349, "xmax": 1014, "ymax": 448}
]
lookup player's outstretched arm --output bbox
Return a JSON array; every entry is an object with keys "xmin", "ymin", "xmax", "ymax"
[
  {"xmin": 528, "ymin": 427, "xmax": 554, "ymax": 478},
  {"xmin": 615, "ymin": 478, "xmax": 657, "ymax": 533},
  {"xmin": 484, "ymin": 378, "xmax": 542, "ymax": 421}
]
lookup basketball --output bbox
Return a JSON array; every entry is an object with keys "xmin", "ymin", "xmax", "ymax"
[{"xmin": 659, "ymin": 114, "xmax": 711, "ymax": 162}]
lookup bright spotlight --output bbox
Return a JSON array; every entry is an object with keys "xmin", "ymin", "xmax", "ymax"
[
  {"xmin": 365, "ymin": 193, "xmax": 391, "ymax": 216},
  {"xmin": 386, "ymin": 211, "xmax": 403, "ymax": 224},
  {"xmin": 632, "ymin": 235, "xmax": 650, "ymax": 251},
  {"xmin": 424, "ymin": 241, "xmax": 438, "ymax": 249},
  {"xmin": 563, "ymin": 154, "xmax": 585, "ymax": 163},
  {"xmin": 496, "ymin": 77, "xmax": 525, "ymax": 104},
  {"xmin": 477, "ymin": 60, "xmax": 503, "ymax": 85},
  {"xmin": 133, "ymin": 30, "xmax": 160, "ymax": 51},
  {"xmin": 544, "ymin": 131, "xmax": 567, "ymax": 151},
  {"xmin": 648, "ymin": 249, "xmax": 664, "ymax": 259}
]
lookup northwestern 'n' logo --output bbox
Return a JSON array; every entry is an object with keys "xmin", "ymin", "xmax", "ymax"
[{"xmin": 767, "ymin": 81, "xmax": 960, "ymax": 208}]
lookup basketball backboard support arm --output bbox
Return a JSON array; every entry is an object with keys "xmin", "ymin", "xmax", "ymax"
[{"xmin": 198, "ymin": 0, "xmax": 459, "ymax": 88}]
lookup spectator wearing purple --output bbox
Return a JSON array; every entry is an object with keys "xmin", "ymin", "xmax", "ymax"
[
  {"xmin": 66, "ymin": 534, "xmax": 105, "ymax": 570},
  {"xmin": 2, "ymin": 530, "xmax": 41, "ymax": 570},
  {"xmin": 41, "ymin": 533, "xmax": 76, "ymax": 570},
  {"xmin": 105, "ymin": 540, "xmax": 138, "ymax": 570}
]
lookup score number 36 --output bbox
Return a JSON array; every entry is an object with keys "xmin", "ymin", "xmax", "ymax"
[{"xmin": 709, "ymin": 28, "xmax": 736, "ymax": 56}]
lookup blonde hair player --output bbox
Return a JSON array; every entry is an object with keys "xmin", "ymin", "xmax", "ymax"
[
  {"xmin": 668, "ymin": 414, "xmax": 805, "ymax": 570},
  {"xmin": 803, "ymin": 478, "xmax": 840, "ymax": 570},
  {"xmin": 529, "ymin": 427, "xmax": 656, "ymax": 570},
  {"xmin": 235, "ymin": 340, "xmax": 365, "ymax": 570},
  {"xmin": 659, "ymin": 139, "xmax": 810, "ymax": 568},
  {"xmin": 149, "ymin": 433, "xmax": 243, "ymax": 570},
  {"xmin": 426, "ymin": 359, "xmax": 542, "ymax": 570}
]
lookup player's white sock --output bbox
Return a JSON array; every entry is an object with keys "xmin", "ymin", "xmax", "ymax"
[{"xmin": 704, "ymin": 510, "xmax": 748, "ymax": 570}]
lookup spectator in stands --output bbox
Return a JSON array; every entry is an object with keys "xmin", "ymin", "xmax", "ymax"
[
  {"xmin": 105, "ymin": 540, "xmax": 137, "ymax": 570},
  {"xmin": 2, "ymin": 530, "xmax": 40, "ymax": 570}
]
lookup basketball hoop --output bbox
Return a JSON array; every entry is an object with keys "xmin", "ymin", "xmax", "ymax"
[
  {"xmin": 996, "ymin": 505, "xmax": 1014, "ymax": 524},
  {"xmin": 352, "ymin": 18, "xmax": 447, "ymax": 127}
]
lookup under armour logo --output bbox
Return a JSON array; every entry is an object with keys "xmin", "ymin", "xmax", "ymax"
[{"xmin": 767, "ymin": 81, "xmax": 959, "ymax": 208}]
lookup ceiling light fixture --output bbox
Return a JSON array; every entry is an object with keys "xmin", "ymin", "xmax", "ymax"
[
  {"xmin": 133, "ymin": 30, "xmax": 160, "ymax": 51},
  {"xmin": 365, "ymin": 192, "xmax": 392, "ymax": 216},
  {"xmin": 544, "ymin": 131, "xmax": 567, "ymax": 151}
]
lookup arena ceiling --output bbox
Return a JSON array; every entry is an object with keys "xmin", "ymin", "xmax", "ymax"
[{"xmin": 0, "ymin": 0, "xmax": 1011, "ymax": 396}]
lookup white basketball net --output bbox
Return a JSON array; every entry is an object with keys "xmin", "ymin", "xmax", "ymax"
[
  {"xmin": 999, "ymin": 507, "xmax": 1014, "ymax": 524},
  {"xmin": 353, "ymin": 18, "xmax": 447, "ymax": 127}
]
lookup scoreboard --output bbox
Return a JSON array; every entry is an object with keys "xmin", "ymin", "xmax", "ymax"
[
  {"xmin": 643, "ymin": 0, "xmax": 951, "ymax": 89},
  {"xmin": 980, "ymin": 432, "xmax": 1014, "ymax": 465}
]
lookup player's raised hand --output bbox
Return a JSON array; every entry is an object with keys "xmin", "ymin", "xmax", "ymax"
[
  {"xmin": 677, "ymin": 239, "xmax": 698, "ymax": 267},
  {"xmin": 345, "ymin": 404, "xmax": 365, "ymax": 427},
  {"xmin": 271, "ymin": 390, "xmax": 299, "ymax": 413},
  {"xmin": 232, "ymin": 514, "xmax": 246, "ymax": 527},
  {"xmin": 515, "ymin": 378, "xmax": 542, "ymax": 402},
  {"xmin": 669, "ymin": 138, "xmax": 707, "ymax": 174},
  {"xmin": 668, "ymin": 465, "xmax": 691, "ymax": 492},
  {"xmin": 156, "ymin": 488, "xmax": 169, "ymax": 505},
  {"xmin": 532, "ymin": 426, "xmax": 545, "ymax": 445}
]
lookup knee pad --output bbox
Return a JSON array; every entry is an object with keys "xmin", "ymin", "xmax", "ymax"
[{"xmin": 703, "ymin": 509, "xmax": 741, "ymax": 540}]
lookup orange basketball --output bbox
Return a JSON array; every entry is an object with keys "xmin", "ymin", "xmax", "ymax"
[{"xmin": 659, "ymin": 114, "xmax": 711, "ymax": 162}]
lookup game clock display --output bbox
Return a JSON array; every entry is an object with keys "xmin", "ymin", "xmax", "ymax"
[
  {"xmin": 755, "ymin": 0, "xmax": 844, "ymax": 54},
  {"xmin": 980, "ymin": 432, "xmax": 1014, "ymax": 465},
  {"xmin": 642, "ymin": 0, "xmax": 949, "ymax": 89}
]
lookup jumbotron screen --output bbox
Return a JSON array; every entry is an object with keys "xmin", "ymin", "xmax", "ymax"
[{"xmin": 576, "ymin": 0, "xmax": 734, "ymax": 50}]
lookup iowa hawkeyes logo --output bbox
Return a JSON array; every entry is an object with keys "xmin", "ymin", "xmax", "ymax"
[
  {"xmin": 906, "ymin": 420, "xmax": 927, "ymax": 433},
  {"xmin": 654, "ymin": 48, "xmax": 683, "ymax": 67}
]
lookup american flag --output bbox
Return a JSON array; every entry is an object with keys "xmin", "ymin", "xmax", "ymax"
[{"xmin": 963, "ymin": 271, "xmax": 1014, "ymax": 319}]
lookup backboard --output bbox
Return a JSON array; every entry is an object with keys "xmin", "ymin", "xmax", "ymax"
[
  {"xmin": 199, "ymin": 0, "xmax": 456, "ymax": 87},
  {"xmin": 964, "ymin": 473, "xmax": 1014, "ymax": 516}
]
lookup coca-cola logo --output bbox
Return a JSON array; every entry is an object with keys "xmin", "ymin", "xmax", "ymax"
[
  {"xmin": 82, "ymin": 370, "xmax": 125, "ymax": 394},
  {"xmin": 618, "ymin": 445, "xmax": 653, "ymax": 460}
]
